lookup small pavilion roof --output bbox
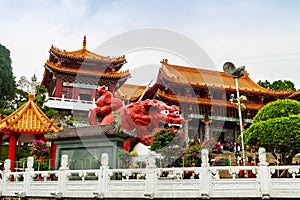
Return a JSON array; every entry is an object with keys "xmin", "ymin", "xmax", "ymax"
[
  {"xmin": 45, "ymin": 123, "xmax": 136, "ymax": 141},
  {"xmin": 159, "ymin": 59, "xmax": 293, "ymax": 97},
  {"xmin": 50, "ymin": 35, "xmax": 126, "ymax": 64},
  {"xmin": 0, "ymin": 93, "xmax": 60, "ymax": 134}
]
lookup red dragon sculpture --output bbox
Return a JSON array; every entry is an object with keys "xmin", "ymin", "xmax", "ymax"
[{"xmin": 88, "ymin": 86, "xmax": 184, "ymax": 150}]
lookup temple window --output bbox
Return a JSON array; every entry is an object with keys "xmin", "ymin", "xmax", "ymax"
[
  {"xmin": 211, "ymin": 90, "xmax": 225, "ymax": 100},
  {"xmin": 79, "ymin": 88, "xmax": 92, "ymax": 101}
]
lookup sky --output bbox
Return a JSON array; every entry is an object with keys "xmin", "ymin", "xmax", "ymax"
[{"xmin": 1, "ymin": 0, "xmax": 300, "ymax": 89}]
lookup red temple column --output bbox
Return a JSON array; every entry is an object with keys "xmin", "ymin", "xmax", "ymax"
[
  {"xmin": 0, "ymin": 133, "xmax": 3, "ymax": 160},
  {"xmin": 73, "ymin": 87, "xmax": 80, "ymax": 100},
  {"xmin": 8, "ymin": 133, "xmax": 17, "ymax": 171},
  {"xmin": 54, "ymin": 77, "xmax": 63, "ymax": 98},
  {"xmin": 50, "ymin": 141, "xmax": 56, "ymax": 169},
  {"xmin": 109, "ymin": 83, "xmax": 115, "ymax": 93},
  {"xmin": 91, "ymin": 88, "xmax": 96, "ymax": 101}
]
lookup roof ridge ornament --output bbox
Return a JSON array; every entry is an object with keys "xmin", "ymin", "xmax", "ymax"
[
  {"xmin": 83, "ymin": 35, "xmax": 87, "ymax": 50},
  {"xmin": 28, "ymin": 93, "xmax": 35, "ymax": 101}
]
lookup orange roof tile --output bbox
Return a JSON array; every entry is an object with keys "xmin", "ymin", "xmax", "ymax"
[
  {"xmin": 115, "ymin": 84, "xmax": 147, "ymax": 101},
  {"xmin": 155, "ymin": 89, "xmax": 264, "ymax": 111},
  {"xmin": 0, "ymin": 94, "xmax": 60, "ymax": 134},
  {"xmin": 287, "ymin": 89, "xmax": 300, "ymax": 100},
  {"xmin": 160, "ymin": 60, "xmax": 293, "ymax": 96},
  {"xmin": 50, "ymin": 36, "xmax": 126, "ymax": 63},
  {"xmin": 45, "ymin": 60, "xmax": 130, "ymax": 79}
]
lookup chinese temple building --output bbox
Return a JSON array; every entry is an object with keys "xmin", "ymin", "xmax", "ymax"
[
  {"xmin": 115, "ymin": 59, "xmax": 293, "ymax": 143},
  {"xmin": 41, "ymin": 36, "xmax": 130, "ymax": 125},
  {"xmin": 40, "ymin": 36, "xmax": 297, "ymax": 150},
  {"xmin": 0, "ymin": 94, "xmax": 60, "ymax": 171}
]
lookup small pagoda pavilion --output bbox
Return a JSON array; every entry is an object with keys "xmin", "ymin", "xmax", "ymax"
[
  {"xmin": 0, "ymin": 93, "xmax": 60, "ymax": 171},
  {"xmin": 41, "ymin": 36, "xmax": 131, "ymax": 125},
  {"xmin": 41, "ymin": 35, "xmax": 130, "ymax": 99}
]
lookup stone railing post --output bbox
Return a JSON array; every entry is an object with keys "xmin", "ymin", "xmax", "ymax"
[
  {"xmin": 257, "ymin": 147, "xmax": 270, "ymax": 199},
  {"xmin": 144, "ymin": 153, "xmax": 157, "ymax": 199},
  {"xmin": 2, "ymin": 159, "xmax": 11, "ymax": 195},
  {"xmin": 53, "ymin": 154, "xmax": 69, "ymax": 198},
  {"xmin": 95, "ymin": 153, "xmax": 109, "ymax": 198},
  {"xmin": 23, "ymin": 157, "xmax": 34, "ymax": 196},
  {"xmin": 199, "ymin": 149, "xmax": 210, "ymax": 199}
]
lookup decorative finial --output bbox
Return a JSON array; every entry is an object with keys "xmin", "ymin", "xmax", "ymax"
[
  {"xmin": 83, "ymin": 35, "xmax": 86, "ymax": 50},
  {"xmin": 160, "ymin": 59, "xmax": 168, "ymax": 64},
  {"xmin": 31, "ymin": 74, "xmax": 37, "ymax": 82},
  {"xmin": 29, "ymin": 93, "xmax": 35, "ymax": 101}
]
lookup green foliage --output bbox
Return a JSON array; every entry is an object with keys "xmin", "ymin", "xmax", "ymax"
[
  {"xmin": 182, "ymin": 140, "xmax": 202, "ymax": 166},
  {"xmin": 258, "ymin": 80, "xmax": 296, "ymax": 91},
  {"xmin": 257, "ymin": 80, "xmax": 272, "ymax": 89},
  {"xmin": 244, "ymin": 99, "xmax": 300, "ymax": 165},
  {"xmin": 211, "ymin": 158, "xmax": 230, "ymax": 166},
  {"xmin": 16, "ymin": 145, "xmax": 32, "ymax": 161},
  {"xmin": 34, "ymin": 85, "xmax": 58, "ymax": 118},
  {"xmin": 150, "ymin": 128, "xmax": 230, "ymax": 167},
  {"xmin": 0, "ymin": 43, "xmax": 16, "ymax": 109},
  {"xmin": 150, "ymin": 127, "xmax": 184, "ymax": 157},
  {"xmin": 253, "ymin": 99, "xmax": 300, "ymax": 123}
]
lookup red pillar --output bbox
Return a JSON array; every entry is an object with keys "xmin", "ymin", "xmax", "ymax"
[
  {"xmin": 91, "ymin": 89, "xmax": 96, "ymax": 101},
  {"xmin": 73, "ymin": 87, "xmax": 80, "ymax": 100},
  {"xmin": 54, "ymin": 77, "xmax": 63, "ymax": 98},
  {"xmin": 109, "ymin": 83, "xmax": 115, "ymax": 93},
  {"xmin": 0, "ymin": 133, "xmax": 3, "ymax": 160},
  {"xmin": 50, "ymin": 141, "xmax": 56, "ymax": 169},
  {"xmin": 8, "ymin": 133, "xmax": 17, "ymax": 171}
]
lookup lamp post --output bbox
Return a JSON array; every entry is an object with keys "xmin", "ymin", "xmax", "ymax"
[
  {"xmin": 230, "ymin": 80, "xmax": 247, "ymax": 167},
  {"xmin": 223, "ymin": 62, "xmax": 246, "ymax": 167}
]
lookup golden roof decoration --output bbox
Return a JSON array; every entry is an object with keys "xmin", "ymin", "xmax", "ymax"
[
  {"xmin": 50, "ymin": 35, "xmax": 126, "ymax": 63},
  {"xmin": 0, "ymin": 93, "xmax": 60, "ymax": 134},
  {"xmin": 159, "ymin": 59, "xmax": 293, "ymax": 96}
]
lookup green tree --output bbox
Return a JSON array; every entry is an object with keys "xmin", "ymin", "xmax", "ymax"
[
  {"xmin": 258, "ymin": 80, "xmax": 296, "ymax": 91},
  {"xmin": 272, "ymin": 80, "xmax": 296, "ymax": 91},
  {"xmin": 34, "ymin": 85, "xmax": 58, "ymax": 118},
  {"xmin": 1, "ymin": 85, "xmax": 58, "ymax": 119},
  {"xmin": 244, "ymin": 99, "xmax": 300, "ymax": 165},
  {"xmin": 0, "ymin": 43, "xmax": 16, "ymax": 110},
  {"xmin": 257, "ymin": 80, "xmax": 272, "ymax": 89}
]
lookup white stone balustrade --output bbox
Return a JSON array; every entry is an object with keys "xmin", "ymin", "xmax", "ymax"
[
  {"xmin": 44, "ymin": 96, "xmax": 96, "ymax": 111},
  {"xmin": 0, "ymin": 148, "xmax": 300, "ymax": 199}
]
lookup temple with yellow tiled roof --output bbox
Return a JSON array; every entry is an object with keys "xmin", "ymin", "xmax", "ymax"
[
  {"xmin": 41, "ymin": 36, "xmax": 131, "ymax": 125},
  {"xmin": 43, "ymin": 36, "xmax": 129, "ymax": 95},
  {"xmin": 0, "ymin": 93, "xmax": 60, "ymax": 171},
  {"xmin": 42, "ymin": 35, "xmax": 129, "ymax": 98},
  {"xmin": 115, "ymin": 59, "xmax": 294, "ymax": 142}
]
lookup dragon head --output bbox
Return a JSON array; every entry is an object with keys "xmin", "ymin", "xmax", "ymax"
[{"xmin": 126, "ymin": 99, "xmax": 184, "ymax": 137}]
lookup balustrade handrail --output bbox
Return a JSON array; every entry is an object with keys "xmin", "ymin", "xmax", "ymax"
[
  {"xmin": 1, "ymin": 149, "xmax": 300, "ymax": 199},
  {"xmin": 47, "ymin": 96, "xmax": 95, "ymax": 104}
]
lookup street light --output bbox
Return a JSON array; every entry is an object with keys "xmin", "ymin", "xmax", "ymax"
[{"xmin": 223, "ymin": 62, "xmax": 246, "ymax": 167}]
